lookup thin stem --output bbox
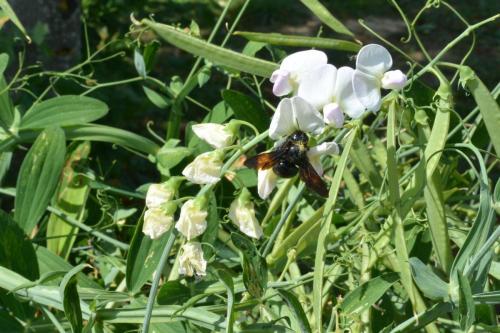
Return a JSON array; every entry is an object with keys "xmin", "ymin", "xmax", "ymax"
[{"xmin": 141, "ymin": 230, "xmax": 177, "ymax": 333}]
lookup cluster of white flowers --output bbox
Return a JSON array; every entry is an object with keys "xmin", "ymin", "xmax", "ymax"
[{"xmin": 144, "ymin": 43, "xmax": 405, "ymax": 278}]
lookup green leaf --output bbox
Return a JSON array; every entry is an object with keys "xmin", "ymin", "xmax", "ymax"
[
  {"xmin": 277, "ymin": 289, "xmax": 312, "ymax": 333},
  {"xmin": 235, "ymin": 31, "xmax": 360, "ymax": 52},
  {"xmin": 390, "ymin": 302, "xmax": 453, "ymax": 333},
  {"xmin": 0, "ymin": 209, "xmax": 39, "ymax": 280},
  {"xmin": 14, "ymin": 127, "xmax": 66, "ymax": 233},
  {"xmin": 20, "ymin": 95, "xmax": 109, "ymax": 129},
  {"xmin": 134, "ymin": 48, "xmax": 147, "ymax": 77},
  {"xmin": 126, "ymin": 216, "xmax": 173, "ymax": 293},
  {"xmin": 460, "ymin": 66, "xmax": 500, "ymax": 155},
  {"xmin": 142, "ymin": 19, "xmax": 278, "ymax": 77},
  {"xmin": 0, "ymin": 53, "xmax": 14, "ymax": 130},
  {"xmin": 341, "ymin": 273, "xmax": 399, "ymax": 315},
  {"xmin": 59, "ymin": 264, "xmax": 87, "ymax": 333},
  {"xmin": 157, "ymin": 280, "xmax": 191, "ymax": 305},
  {"xmin": 0, "ymin": 151, "xmax": 11, "ymax": 185},
  {"xmin": 46, "ymin": 141, "xmax": 91, "ymax": 259},
  {"xmin": 156, "ymin": 139, "xmax": 192, "ymax": 172},
  {"xmin": 473, "ymin": 291, "xmax": 500, "ymax": 305},
  {"xmin": 0, "ymin": 0, "xmax": 29, "ymax": 39},
  {"xmin": 216, "ymin": 269, "xmax": 235, "ymax": 333},
  {"xmin": 409, "ymin": 257, "xmax": 448, "ymax": 301},
  {"xmin": 231, "ymin": 233, "xmax": 267, "ymax": 299},
  {"xmin": 222, "ymin": 90, "xmax": 268, "ymax": 132},
  {"xmin": 299, "ymin": 0, "xmax": 354, "ymax": 37},
  {"xmin": 313, "ymin": 127, "xmax": 357, "ymax": 328},
  {"xmin": 457, "ymin": 270, "xmax": 475, "ymax": 331},
  {"xmin": 143, "ymin": 86, "xmax": 170, "ymax": 109}
]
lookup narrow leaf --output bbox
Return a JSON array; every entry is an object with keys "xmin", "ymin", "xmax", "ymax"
[
  {"xmin": 0, "ymin": 0, "xmax": 29, "ymax": 40},
  {"xmin": 277, "ymin": 289, "xmax": 312, "ymax": 333},
  {"xmin": 299, "ymin": 0, "xmax": 354, "ymax": 37},
  {"xmin": 60, "ymin": 264, "xmax": 87, "ymax": 333},
  {"xmin": 222, "ymin": 90, "xmax": 268, "ymax": 132},
  {"xmin": 142, "ymin": 19, "xmax": 278, "ymax": 77},
  {"xmin": 409, "ymin": 257, "xmax": 448, "ymax": 301}
]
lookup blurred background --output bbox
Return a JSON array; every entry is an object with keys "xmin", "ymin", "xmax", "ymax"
[{"xmin": 1, "ymin": 0, "xmax": 498, "ymax": 192}]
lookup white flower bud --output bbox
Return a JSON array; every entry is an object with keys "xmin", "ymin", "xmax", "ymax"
[
  {"xmin": 143, "ymin": 207, "xmax": 174, "ymax": 239},
  {"xmin": 175, "ymin": 197, "xmax": 208, "ymax": 240},
  {"xmin": 179, "ymin": 242, "xmax": 207, "ymax": 277},
  {"xmin": 381, "ymin": 70, "xmax": 407, "ymax": 90},
  {"xmin": 192, "ymin": 123, "xmax": 235, "ymax": 149},
  {"xmin": 322, "ymin": 102, "xmax": 344, "ymax": 128},
  {"xmin": 228, "ymin": 189, "xmax": 263, "ymax": 239},
  {"xmin": 145, "ymin": 183, "xmax": 175, "ymax": 209},
  {"xmin": 182, "ymin": 150, "xmax": 223, "ymax": 185},
  {"xmin": 257, "ymin": 168, "xmax": 278, "ymax": 199}
]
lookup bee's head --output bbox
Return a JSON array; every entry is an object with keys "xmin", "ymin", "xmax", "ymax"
[{"xmin": 290, "ymin": 131, "xmax": 308, "ymax": 145}]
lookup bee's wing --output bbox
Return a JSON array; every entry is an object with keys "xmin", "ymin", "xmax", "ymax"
[
  {"xmin": 244, "ymin": 151, "xmax": 283, "ymax": 170},
  {"xmin": 297, "ymin": 159, "xmax": 329, "ymax": 197}
]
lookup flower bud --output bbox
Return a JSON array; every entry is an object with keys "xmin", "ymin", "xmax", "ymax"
[
  {"xmin": 179, "ymin": 242, "xmax": 207, "ymax": 277},
  {"xmin": 257, "ymin": 168, "xmax": 278, "ymax": 199},
  {"xmin": 192, "ymin": 123, "xmax": 236, "ymax": 149},
  {"xmin": 322, "ymin": 102, "xmax": 344, "ymax": 128},
  {"xmin": 175, "ymin": 196, "xmax": 208, "ymax": 240},
  {"xmin": 270, "ymin": 68, "xmax": 293, "ymax": 96},
  {"xmin": 145, "ymin": 177, "xmax": 182, "ymax": 209},
  {"xmin": 182, "ymin": 150, "xmax": 223, "ymax": 185},
  {"xmin": 143, "ymin": 204, "xmax": 176, "ymax": 239},
  {"xmin": 228, "ymin": 188, "xmax": 263, "ymax": 239},
  {"xmin": 381, "ymin": 70, "xmax": 407, "ymax": 90}
]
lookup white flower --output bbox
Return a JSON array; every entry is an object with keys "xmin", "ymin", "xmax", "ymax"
[
  {"xmin": 179, "ymin": 242, "xmax": 207, "ymax": 277},
  {"xmin": 192, "ymin": 123, "xmax": 235, "ymax": 149},
  {"xmin": 307, "ymin": 141, "xmax": 340, "ymax": 176},
  {"xmin": 182, "ymin": 150, "xmax": 223, "ymax": 185},
  {"xmin": 298, "ymin": 65, "xmax": 365, "ymax": 119},
  {"xmin": 352, "ymin": 44, "xmax": 407, "ymax": 112},
  {"xmin": 145, "ymin": 183, "xmax": 175, "ymax": 209},
  {"xmin": 228, "ymin": 189, "xmax": 263, "ymax": 239},
  {"xmin": 257, "ymin": 168, "xmax": 278, "ymax": 199},
  {"xmin": 142, "ymin": 207, "xmax": 174, "ymax": 239},
  {"xmin": 175, "ymin": 197, "xmax": 208, "ymax": 240},
  {"xmin": 270, "ymin": 50, "xmax": 327, "ymax": 96},
  {"xmin": 269, "ymin": 96, "xmax": 324, "ymax": 140}
]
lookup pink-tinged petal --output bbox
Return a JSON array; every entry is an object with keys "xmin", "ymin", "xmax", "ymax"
[
  {"xmin": 323, "ymin": 102, "xmax": 344, "ymax": 128},
  {"xmin": 381, "ymin": 69, "xmax": 407, "ymax": 90},
  {"xmin": 269, "ymin": 98, "xmax": 296, "ymax": 139},
  {"xmin": 258, "ymin": 169, "xmax": 278, "ymax": 199},
  {"xmin": 270, "ymin": 69, "xmax": 293, "ymax": 96},
  {"xmin": 352, "ymin": 69, "xmax": 381, "ymax": 113},
  {"xmin": 290, "ymin": 96, "xmax": 325, "ymax": 136},
  {"xmin": 280, "ymin": 50, "xmax": 328, "ymax": 77},
  {"xmin": 297, "ymin": 64, "xmax": 337, "ymax": 110},
  {"xmin": 356, "ymin": 44, "xmax": 393, "ymax": 78}
]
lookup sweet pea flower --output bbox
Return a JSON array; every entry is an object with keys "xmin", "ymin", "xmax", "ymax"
[
  {"xmin": 175, "ymin": 196, "xmax": 208, "ymax": 240},
  {"xmin": 145, "ymin": 177, "xmax": 182, "ymax": 209},
  {"xmin": 182, "ymin": 150, "xmax": 223, "ymax": 185},
  {"xmin": 307, "ymin": 141, "xmax": 340, "ymax": 176},
  {"xmin": 270, "ymin": 50, "xmax": 328, "ymax": 97},
  {"xmin": 228, "ymin": 188, "xmax": 263, "ymax": 239},
  {"xmin": 353, "ymin": 44, "xmax": 407, "ymax": 112},
  {"xmin": 142, "ymin": 202, "xmax": 176, "ymax": 239},
  {"xmin": 298, "ymin": 65, "xmax": 365, "ymax": 121},
  {"xmin": 192, "ymin": 122, "xmax": 237, "ymax": 149},
  {"xmin": 257, "ymin": 168, "xmax": 278, "ymax": 199},
  {"xmin": 269, "ymin": 96, "xmax": 324, "ymax": 140},
  {"xmin": 179, "ymin": 242, "xmax": 207, "ymax": 277}
]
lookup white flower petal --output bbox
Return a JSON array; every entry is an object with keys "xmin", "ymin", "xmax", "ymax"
[
  {"xmin": 280, "ymin": 50, "xmax": 328, "ymax": 78},
  {"xmin": 143, "ymin": 208, "xmax": 173, "ymax": 239},
  {"xmin": 356, "ymin": 44, "xmax": 393, "ymax": 77},
  {"xmin": 258, "ymin": 169, "xmax": 278, "ymax": 199},
  {"xmin": 291, "ymin": 96, "xmax": 325, "ymax": 135},
  {"xmin": 228, "ymin": 200, "xmax": 263, "ymax": 239},
  {"xmin": 297, "ymin": 64, "xmax": 337, "ymax": 110},
  {"xmin": 332, "ymin": 66, "xmax": 366, "ymax": 118},
  {"xmin": 308, "ymin": 156, "xmax": 324, "ymax": 176},
  {"xmin": 192, "ymin": 123, "xmax": 234, "ymax": 149},
  {"xmin": 308, "ymin": 141, "xmax": 340, "ymax": 157},
  {"xmin": 269, "ymin": 98, "xmax": 296, "ymax": 139},
  {"xmin": 179, "ymin": 242, "xmax": 207, "ymax": 277},
  {"xmin": 182, "ymin": 151, "xmax": 222, "ymax": 185},
  {"xmin": 270, "ymin": 69, "xmax": 293, "ymax": 96},
  {"xmin": 323, "ymin": 102, "xmax": 344, "ymax": 128},
  {"xmin": 352, "ymin": 69, "xmax": 382, "ymax": 113},
  {"xmin": 145, "ymin": 183, "xmax": 174, "ymax": 209},
  {"xmin": 175, "ymin": 199, "xmax": 208, "ymax": 240},
  {"xmin": 381, "ymin": 69, "xmax": 407, "ymax": 90}
]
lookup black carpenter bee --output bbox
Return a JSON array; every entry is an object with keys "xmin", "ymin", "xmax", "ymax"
[{"xmin": 244, "ymin": 130, "xmax": 328, "ymax": 197}]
